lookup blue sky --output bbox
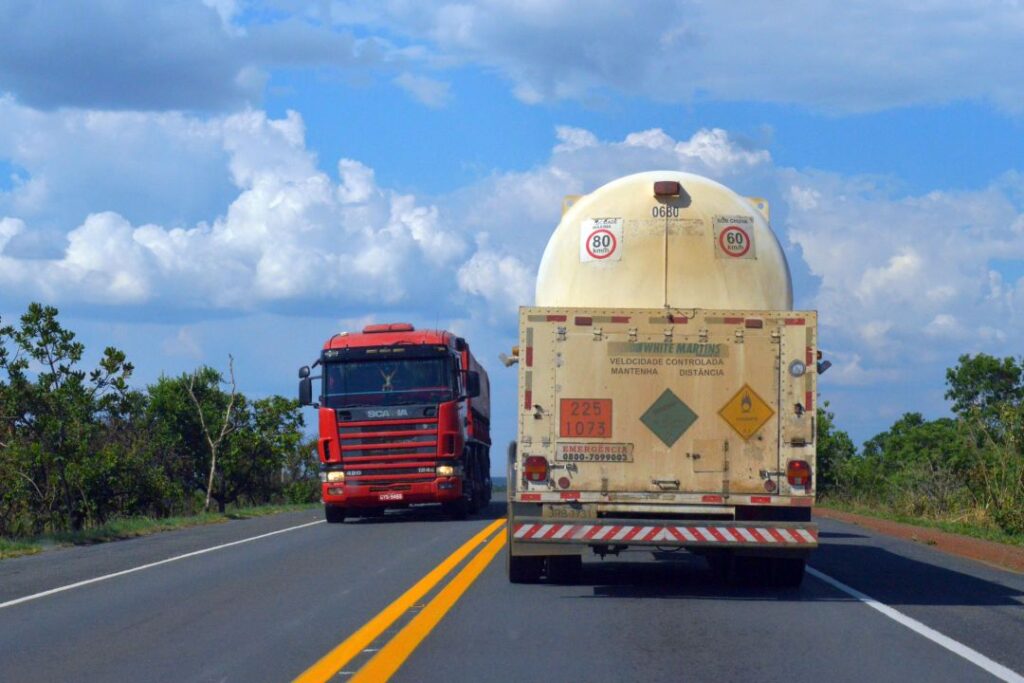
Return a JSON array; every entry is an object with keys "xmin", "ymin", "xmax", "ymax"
[{"xmin": 2, "ymin": 1, "xmax": 1024, "ymax": 472}]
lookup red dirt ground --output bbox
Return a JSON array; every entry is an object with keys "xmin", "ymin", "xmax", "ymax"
[{"xmin": 816, "ymin": 508, "xmax": 1024, "ymax": 574}]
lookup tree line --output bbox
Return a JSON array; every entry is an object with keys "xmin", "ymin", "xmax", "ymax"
[
  {"xmin": 0, "ymin": 303, "xmax": 318, "ymax": 538},
  {"xmin": 817, "ymin": 353, "xmax": 1024, "ymax": 536}
]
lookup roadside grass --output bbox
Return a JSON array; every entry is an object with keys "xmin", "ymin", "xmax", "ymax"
[
  {"xmin": 0, "ymin": 538, "xmax": 43, "ymax": 560},
  {"xmin": 819, "ymin": 500, "xmax": 1024, "ymax": 547},
  {"xmin": 0, "ymin": 503, "xmax": 318, "ymax": 560}
]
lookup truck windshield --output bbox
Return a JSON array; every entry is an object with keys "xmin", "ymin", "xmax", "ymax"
[{"xmin": 323, "ymin": 356, "xmax": 455, "ymax": 408}]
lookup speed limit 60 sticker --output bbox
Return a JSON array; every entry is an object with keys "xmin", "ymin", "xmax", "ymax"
[
  {"xmin": 580, "ymin": 218, "xmax": 623, "ymax": 262},
  {"xmin": 713, "ymin": 215, "xmax": 757, "ymax": 260}
]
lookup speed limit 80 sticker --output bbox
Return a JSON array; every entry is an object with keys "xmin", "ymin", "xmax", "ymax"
[
  {"xmin": 713, "ymin": 215, "xmax": 757, "ymax": 260},
  {"xmin": 580, "ymin": 218, "xmax": 623, "ymax": 262}
]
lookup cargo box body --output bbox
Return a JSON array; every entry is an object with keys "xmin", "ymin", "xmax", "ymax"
[{"xmin": 508, "ymin": 306, "xmax": 818, "ymax": 559}]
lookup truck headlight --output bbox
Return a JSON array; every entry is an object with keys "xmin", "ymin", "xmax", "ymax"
[
  {"xmin": 436, "ymin": 465, "xmax": 455, "ymax": 477},
  {"xmin": 325, "ymin": 470, "xmax": 345, "ymax": 483}
]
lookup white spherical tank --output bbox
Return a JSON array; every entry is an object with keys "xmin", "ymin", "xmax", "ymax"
[{"xmin": 535, "ymin": 171, "xmax": 793, "ymax": 310}]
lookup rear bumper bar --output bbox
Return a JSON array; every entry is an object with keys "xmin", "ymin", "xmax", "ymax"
[{"xmin": 510, "ymin": 517, "xmax": 817, "ymax": 549}]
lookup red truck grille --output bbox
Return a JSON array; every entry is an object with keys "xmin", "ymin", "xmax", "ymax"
[{"xmin": 338, "ymin": 418, "xmax": 438, "ymax": 484}]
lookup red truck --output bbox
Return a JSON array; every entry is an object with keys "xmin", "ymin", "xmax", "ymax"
[{"xmin": 299, "ymin": 323, "xmax": 491, "ymax": 522}]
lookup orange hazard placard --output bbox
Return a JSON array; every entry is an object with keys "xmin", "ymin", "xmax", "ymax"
[{"xmin": 560, "ymin": 399, "xmax": 612, "ymax": 438}]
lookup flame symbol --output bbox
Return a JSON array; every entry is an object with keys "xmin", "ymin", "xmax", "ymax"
[{"xmin": 741, "ymin": 393, "xmax": 752, "ymax": 413}]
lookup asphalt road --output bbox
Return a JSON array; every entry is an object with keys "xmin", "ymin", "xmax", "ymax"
[{"xmin": 1, "ymin": 501, "xmax": 1022, "ymax": 682}]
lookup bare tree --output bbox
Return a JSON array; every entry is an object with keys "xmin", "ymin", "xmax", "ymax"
[{"xmin": 187, "ymin": 355, "xmax": 238, "ymax": 513}]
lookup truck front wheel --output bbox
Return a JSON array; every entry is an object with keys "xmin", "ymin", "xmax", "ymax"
[{"xmin": 324, "ymin": 505, "xmax": 347, "ymax": 524}]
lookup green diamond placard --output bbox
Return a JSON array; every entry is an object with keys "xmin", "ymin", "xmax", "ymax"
[{"xmin": 641, "ymin": 389, "xmax": 697, "ymax": 447}]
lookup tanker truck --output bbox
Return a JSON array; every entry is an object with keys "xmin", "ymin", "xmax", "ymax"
[
  {"xmin": 299, "ymin": 323, "xmax": 491, "ymax": 522},
  {"xmin": 506, "ymin": 172, "xmax": 823, "ymax": 586}
]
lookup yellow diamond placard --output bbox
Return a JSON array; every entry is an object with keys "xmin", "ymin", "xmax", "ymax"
[{"xmin": 719, "ymin": 384, "xmax": 774, "ymax": 440}]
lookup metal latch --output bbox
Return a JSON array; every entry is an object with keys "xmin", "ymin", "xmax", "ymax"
[{"xmin": 652, "ymin": 478, "xmax": 680, "ymax": 490}]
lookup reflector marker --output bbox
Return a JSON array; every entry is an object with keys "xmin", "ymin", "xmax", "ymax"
[
  {"xmin": 553, "ymin": 525, "xmax": 573, "ymax": 540},
  {"xmin": 648, "ymin": 315, "xmax": 688, "ymax": 324},
  {"xmin": 509, "ymin": 523, "xmax": 816, "ymax": 546},
  {"xmin": 785, "ymin": 318, "xmax": 806, "ymax": 326}
]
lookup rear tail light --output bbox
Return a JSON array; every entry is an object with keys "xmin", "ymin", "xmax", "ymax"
[
  {"xmin": 524, "ymin": 456, "xmax": 549, "ymax": 483},
  {"xmin": 787, "ymin": 460, "xmax": 811, "ymax": 488}
]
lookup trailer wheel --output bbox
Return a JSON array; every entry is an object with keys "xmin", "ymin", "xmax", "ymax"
[
  {"xmin": 508, "ymin": 554, "xmax": 543, "ymax": 584},
  {"xmin": 546, "ymin": 555, "xmax": 582, "ymax": 584},
  {"xmin": 771, "ymin": 558, "xmax": 806, "ymax": 588},
  {"xmin": 705, "ymin": 550, "xmax": 733, "ymax": 581},
  {"xmin": 324, "ymin": 505, "xmax": 346, "ymax": 524}
]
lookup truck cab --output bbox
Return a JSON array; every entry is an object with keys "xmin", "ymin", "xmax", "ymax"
[{"xmin": 300, "ymin": 323, "xmax": 491, "ymax": 522}]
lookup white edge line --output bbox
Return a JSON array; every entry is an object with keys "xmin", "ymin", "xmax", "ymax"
[
  {"xmin": 806, "ymin": 567, "xmax": 1024, "ymax": 683},
  {"xmin": 0, "ymin": 519, "xmax": 325, "ymax": 610}
]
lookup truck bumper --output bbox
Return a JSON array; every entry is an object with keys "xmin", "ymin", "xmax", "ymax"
[
  {"xmin": 509, "ymin": 517, "xmax": 817, "ymax": 555},
  {"xmin": 322, "ymin": 477, "xmax": 463, "ymax": 508}
]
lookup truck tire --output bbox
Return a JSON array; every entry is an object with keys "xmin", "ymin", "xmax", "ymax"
[
  {"xmin": 706, "ymin": 550, "xmax": 733, "ymax": 581},
  {"xmin": 324, "ymin": 505, "xmax": 346, "ymax": 524},
  {"xmin": 481, "ymin": 447, "xmax": 492, "ymax": 506},
  {"xmin": 771, "ymin": 558, "xmax": 806, "ymax": 588},
  {"xmin": 546, "ymin": 555, "xmax": 582, "ymax": 584},
  {"xmin": 732, "ymin": 556, "xmax": 770, "ymax": 585},
  {"xmin": 508, "ymin": 554, "xmax": 543, "ymax": 584}
]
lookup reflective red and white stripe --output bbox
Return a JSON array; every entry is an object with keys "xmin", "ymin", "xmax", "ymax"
[{"xmin": 512, "ymin": 523, "xmax": 817, "ymax": 545}]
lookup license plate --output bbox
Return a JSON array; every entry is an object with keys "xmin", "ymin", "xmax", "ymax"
[{"xmin": 378, "ymin": 492, "xmax": 404, "ymax": 502}]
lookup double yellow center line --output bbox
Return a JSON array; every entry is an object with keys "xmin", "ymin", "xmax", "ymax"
[{"xmin": 295, "ymin": 518, "xmax": 507, "ymax": 682}]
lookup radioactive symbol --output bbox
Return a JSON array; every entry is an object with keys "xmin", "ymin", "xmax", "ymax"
[{"xmin": 719, "ymin": 384, "xmax": 774, "ymax": 440}]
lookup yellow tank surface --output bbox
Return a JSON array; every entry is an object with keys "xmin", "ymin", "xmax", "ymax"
[{"xmin": 535, "ymin": 171, "xmax": 792, "ymax": 310}]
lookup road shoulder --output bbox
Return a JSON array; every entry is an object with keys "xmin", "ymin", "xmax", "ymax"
[{"xmin": 816, "ymin": 507, "xmax": 1024, "ymax": 573}]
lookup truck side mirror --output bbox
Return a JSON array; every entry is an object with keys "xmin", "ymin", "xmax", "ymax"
[
  {"xmin": 465, "ymin": 371, "xmax": 481, "ymax": 399},
  {"xmin": 298, "ymin": 377, "xmax": 313, "ymax": 406},
  {"xmin": 299, "ymin": 365, "xmax": 310, "ymax": 379}
]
